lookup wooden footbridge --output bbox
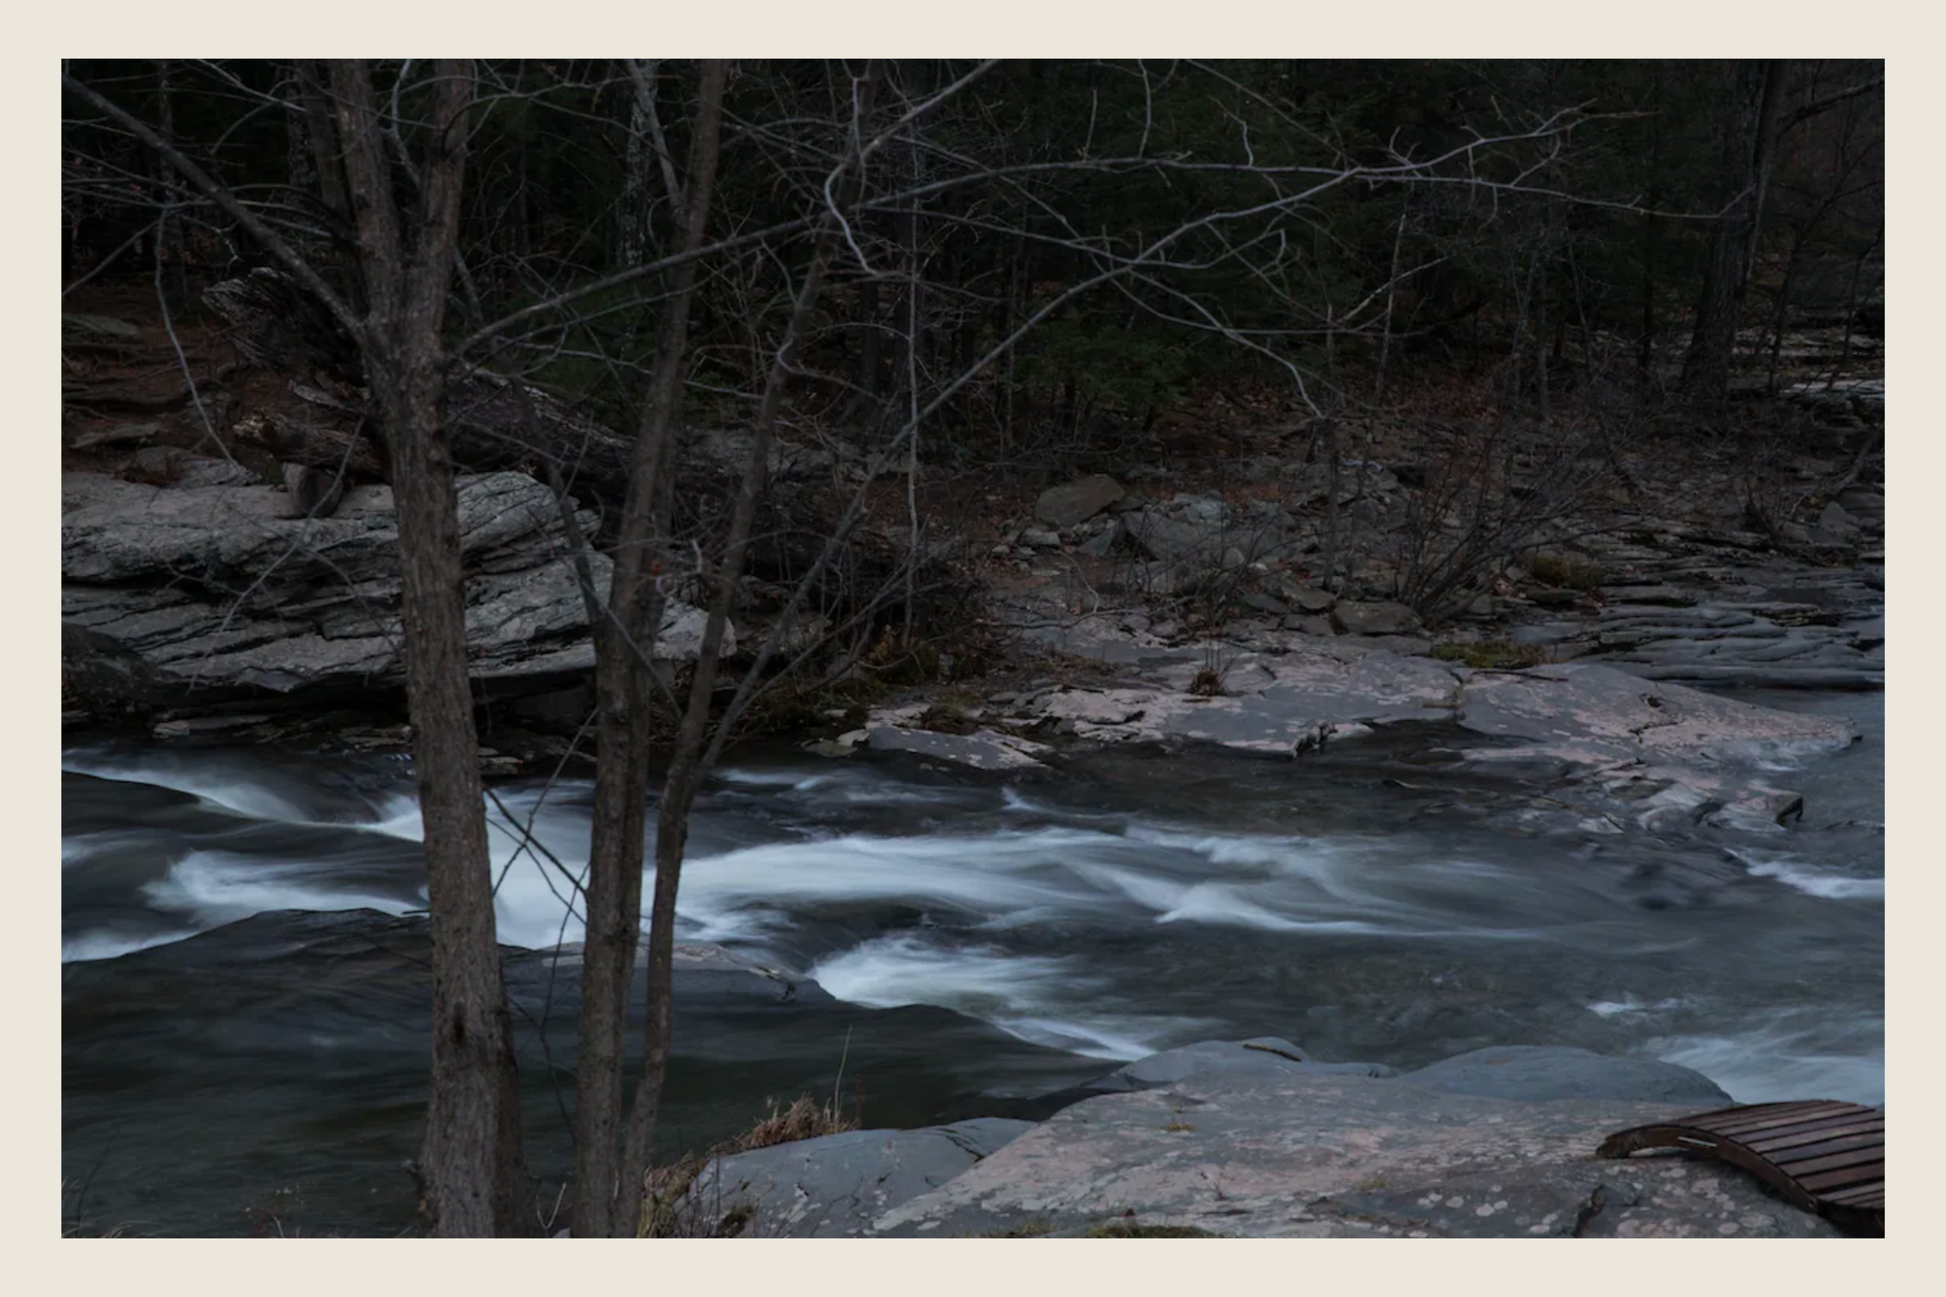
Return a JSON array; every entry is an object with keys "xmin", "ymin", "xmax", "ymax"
[{"xmin": 1599, "ymin": 1100, "xmax": 1884, "ymax": 1236}]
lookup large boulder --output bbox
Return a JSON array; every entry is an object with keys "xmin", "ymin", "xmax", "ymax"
[
  {"xmin": 867, "ymin": 1071, "xmax": 1840, "ymax": 1238},
  {"xmin": 61, "ymin": 469, "xmax": 724, "ymax": 709},
  {"xmin": 1033, "ymin": 474, "xmax": 1124, "ymax": 528}
]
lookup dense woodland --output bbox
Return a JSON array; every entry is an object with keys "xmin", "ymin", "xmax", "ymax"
[
  {"xmin": 60, "ymin": 59, "xmax": 1885, "ymax": 1239},
  {"xmin": 64, "ymin": 59, "xmax": 1882, "ymax": 445}
]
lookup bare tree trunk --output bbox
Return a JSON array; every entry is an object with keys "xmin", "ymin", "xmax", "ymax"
[
  {"xmin": 1679, "ymin": 59, "xmax": 1790, "ymax": 408},
  {"xmin": 571, "ymin": 58, "xmax": 727, "ymax": 1243},
  {"xmin": 613, "ymin": 62, "xmax": 879, "ymax": 1238},
  {"xmin": 327, "ymin": 59, "xmax": 528, "ymax": 1238},
  {"xmin": 294, "ymin": 60, "xmax": 358, "ymax": 303},
  {"xmin": 1320, "ymin": 414, "xmax": 1341, "ymax": 592},
  {"xmin": 1374, "ymin": 200, "xmax": 1408, "ymax": 402},
  {"xmin": 152, "ymin": 60, "xmax": 187, "ymax": 308}
]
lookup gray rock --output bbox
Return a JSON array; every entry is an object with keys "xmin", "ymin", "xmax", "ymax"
[
  {"xmin": 1288, "ymin": 584, "xmax": 1337, "ymax": 612},
  {"xmin": 1123, "ymin": 509, "xmax": 1211, "ymax": 565},
  {"xmin": 1334, "ymin": 600, "xmax": 1422, "ymax": 636},
  {"xmin": 1238, "ymin": 591, "xmax": 1289, "ymax": 617},
  {"xmin": 687, "ymin": 1118, "xmax": 1036, "ymax": 1238},
  {"xmin": 281, "ymin": 460, "xmax": 345, "ymax": 519},
  {"xmin": 1034, "ymin": 474, "xmax": 1125, "ymax": 527},
  {"xmin": 1018, "ymin": 528, "xmax": 1062, "ymax": 549},
  {"xmin": 1082, "ymin": 1038, "xmax": 1396, "ymax": 1094},
  {"xmin": 61, "ymin": 469, "xmax": 720, "ymax": 708},
  {"xmin": 1282, "ymin": 614, "xmax": 1336, "ymax": 636},
  {"xmin": 869, "ymin": 1072, "xmax": 1836, "ymax": 1238},
  {"xmin": 1816, "ymin": 501, "xmax": 1861, "ymax": 539},
  {"xmin": 865, "ymin": 726, "xmax": 1050, "ymax": 771},
  {"xmin": 1396, "ymin": 1046, "xmax": 1731, "ymax": 1105},
  {"xmin": 1076, "ymin": 521, "xmax": 1122, "ymax": 558},
  {"xmin": 1123, "ymin": 507, "xmax": 1284, "ymax": 569}
]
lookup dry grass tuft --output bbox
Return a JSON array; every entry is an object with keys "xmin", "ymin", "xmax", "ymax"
[{"xmin": 640, "ymin": 1094, "xmax": 859, "ymax": 1238}]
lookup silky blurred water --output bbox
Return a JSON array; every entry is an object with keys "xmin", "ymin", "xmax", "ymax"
[{"xmin": 61, "ymin": 690, "xmax": 1882, "ymax": 1234}]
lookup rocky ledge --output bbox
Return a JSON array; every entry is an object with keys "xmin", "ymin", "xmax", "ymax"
[
  {"xmin": 670, "ymin": 1038, "xmax": 1850, "ymax": 1238},
  {"xmin": 844, "ymin": 649, "xmax": 1855, "ymax": 840},
  {"xmin": 61, "ymin": 468, "xmax": 724, "ymax": 713}
]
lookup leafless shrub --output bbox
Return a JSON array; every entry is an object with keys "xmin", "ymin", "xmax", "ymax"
[{"xmin": 1386, "ymin": 414, "xmax": 1624, "ymax": 626}]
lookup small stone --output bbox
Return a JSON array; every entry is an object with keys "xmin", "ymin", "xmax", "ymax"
[{"xmin": 1020, "ymin": 528, "xmax": 1062, "ymax": 549}]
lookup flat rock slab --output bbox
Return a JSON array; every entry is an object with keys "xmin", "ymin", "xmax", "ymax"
[
  {"xmin": 866, "ymin": 726, "xmax": 1051, "ymax": 771},
  {"xmin": 867, "ymin": 1073, "xmax": 1840, "ymax": 1238},
  {"xmin": 62, "ymin": 469, "xmax": 722, "ymax": 703},
  {"xmin": 1456, "ymin": 662, "xmax": 1857, "ymax": 767}
]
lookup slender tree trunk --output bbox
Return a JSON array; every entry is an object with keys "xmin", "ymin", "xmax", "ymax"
[
  {"xmin": 571, "ymin": 58, "xmax": 727, "ymax": 1243},
  {"xmin": 1374, "ymin": 199, "xmax": 1408, "ymax": 401},
  {"xmin": 854, "ymin": 275, "xmax": 881, "ymax": 418},
  {"xmin": 295, "ymin": 60, "xmax": 358, "ymax": 304},
  {"xmin": 1679, "ymin": 59, "xmax": 1790, "ymax": 408},
  {"xmin": 152, "ymin": 60, "xmax": 187, "ymax": 307},
  {"xmin": 614, "ymin": 62, "xmax": 878, "ymax": 1238},
  {"xmin": 327, "ymin": 58, "xmax": 528, "ymax": 1238}
]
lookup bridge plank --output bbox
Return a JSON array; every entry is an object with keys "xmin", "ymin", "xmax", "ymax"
[{"xmin": 1597, "ymin": 1100, "xmax": 1883, "ymax": 1237}]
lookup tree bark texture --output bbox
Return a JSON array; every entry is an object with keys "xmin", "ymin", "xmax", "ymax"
[{"xmin": 614, "ymin": 61, "xmax": 879, "ymax": 1238}]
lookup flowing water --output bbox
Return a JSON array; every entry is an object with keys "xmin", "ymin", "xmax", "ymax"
[{"xmin": 61, "ymin": 690, "xmax": 1883, "ymax": 1235}]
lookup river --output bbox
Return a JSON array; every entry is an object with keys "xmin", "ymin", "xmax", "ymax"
[{"xmin": 61, "ymin": 689, "xmax": 1882, "ymax": 1235}]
